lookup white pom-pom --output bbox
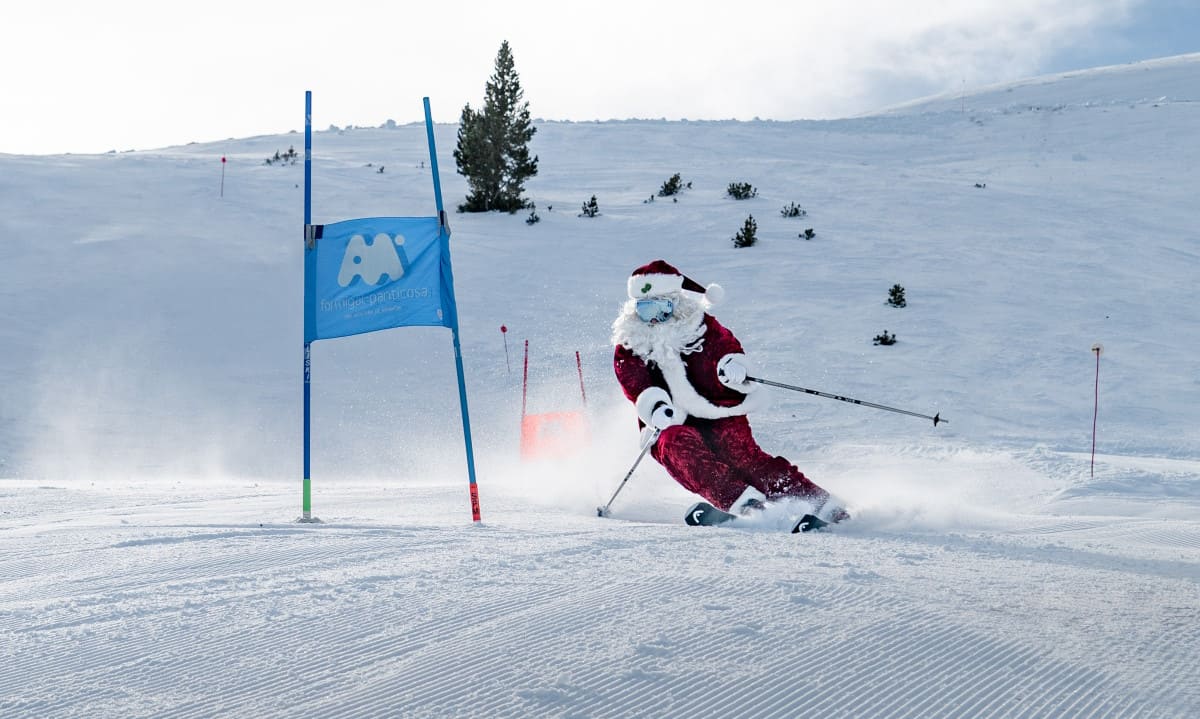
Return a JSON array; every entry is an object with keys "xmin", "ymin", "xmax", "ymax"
[{"xmin": 704, "ymin": 283, "xmax": 725, "ymax": 304}]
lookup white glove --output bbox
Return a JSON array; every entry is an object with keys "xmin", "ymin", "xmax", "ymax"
[
  {"xmin": 720, "ymin": 361, "xmax": 747, "ymax": 384},
  {"xmin": 649, "ymin": 401, "xmax": 686, "ymax": 430},
  {"xmin": 717, "ymin": 353, "xmax": 755, "ymax": 391}
]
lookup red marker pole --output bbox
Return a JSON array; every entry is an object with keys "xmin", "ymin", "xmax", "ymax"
[
  {"xmin": 220, "ymin": 156, "xmax": 226, "ymax": 198},
  {"xmin": 501, "ymin": 324, "xmax": 511, "ymax": 374}
]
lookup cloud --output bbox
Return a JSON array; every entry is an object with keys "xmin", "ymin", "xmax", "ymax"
[
  {"xmin": 509, "ymin": 0, "xmax": 1138, "ymax": 120},
  {"xmin": 0, "ymin": 0, "xmax": 1143, "ymax": 153}
]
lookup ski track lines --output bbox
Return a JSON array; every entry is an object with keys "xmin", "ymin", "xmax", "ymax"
[
  {"xmin": 4, "ymin": 522, "xmax": 1198, "ymax": 718},
  {"xmin": 672, "ymin": 584, "xmax": 1159, "ymax": 719},
  {"xmin": 1005, "ymin": 517, "xmax": 1200, "ymax": 572}
]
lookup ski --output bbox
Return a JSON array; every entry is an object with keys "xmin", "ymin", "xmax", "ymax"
[
  {"xmin": 791, "ymin": 514, "xmax": 829, "ymax": 533},
  {"xmin": 683, "ymin": 501, "xmax": 829, "ymax": 533},
  {"xmin": 684, "ymin": 501, "xmax": 738, "ymax": 526}
]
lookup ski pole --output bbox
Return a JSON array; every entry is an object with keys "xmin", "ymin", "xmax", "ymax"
[
  {"xmin": 747, "ymin": 376, "xmax": 947, "ymax": 426},
  {"xmin": 597, "ymin": 428, "xmax": 661, "ymax": 517}
]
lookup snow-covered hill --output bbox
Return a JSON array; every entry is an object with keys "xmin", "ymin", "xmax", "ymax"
[
  {"xmin": 874, "ymin": 51, "xmax": 1200, "ymax": 115},
  {"xmin": 2, "ymin": 54, "xmax": 1198, "ymax": 717}
]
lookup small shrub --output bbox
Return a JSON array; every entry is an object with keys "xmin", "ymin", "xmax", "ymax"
[
  {"xmin": 264, "ymin": 146, "xmax": 298, "ymax": 166},
  {"xmin": 732, "ymin": 215, "xmax": 758, "ymax": 248},
  {"xmin": 873, "ymin": 330, "xmax": 897, "ymax": 346},
  {"xmin": 781, "ymin": 202, "xmax": 807, "ymax": 218},
  {"xmin": 802, "ymin": 228, "xmax": 816, "ymax": 240},
  {"xmin": 525, "ymin": 203, "xmax": 540, "ymax": 225},
  {"xmin": 579, "ymin": 195, "xmax": 600, "ymax": 218},
  {"xmin": 727, "ymin": 182, "xmax": 757, "ymax": 200},
  {"xmin": 659, "ymin": 173, "xmax": 684, "ymax": 197},
  {"xmin": 887, "ymin": 284, "xmax": 907, "ymax": 307}
]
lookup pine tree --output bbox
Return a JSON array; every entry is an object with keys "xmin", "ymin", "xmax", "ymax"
[
  {"xmin": 733, "ymin": 215, "xmax": 758, "ymax": 248},
  {"xmin": 659, "ymin": 173, "xmax": 683, "ymax": 197},
  {"xmin": 454, "ymin": 41, "xmax": 539, "ymax": 213}
]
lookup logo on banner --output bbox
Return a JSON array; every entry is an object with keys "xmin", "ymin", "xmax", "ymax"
[{"xmin": 338, "ymin": 233, "xmax": 408, "ymax": 287}]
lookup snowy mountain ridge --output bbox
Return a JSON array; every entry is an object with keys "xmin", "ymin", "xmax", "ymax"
[{"xmin": 871, "ymin": 51, "xmax": 1200, "ymax": 116}]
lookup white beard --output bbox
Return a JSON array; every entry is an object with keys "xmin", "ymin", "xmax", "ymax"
[{"xmin": 611, "ymin": 292, "xmax": 707, "ymax": 362}]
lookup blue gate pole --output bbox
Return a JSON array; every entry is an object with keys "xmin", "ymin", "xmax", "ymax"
[
  {"xmin": 300, "ymin": 91, "xmax": 319, "ymax": 522},
  {"xmin": 424, "ymin": 97, "xmax": 481, "ymax": 523}
]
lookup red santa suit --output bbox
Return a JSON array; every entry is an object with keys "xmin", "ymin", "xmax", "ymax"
[{"xmin": 612, "ymin": 260, "xmax": 833, "ymax": 512}]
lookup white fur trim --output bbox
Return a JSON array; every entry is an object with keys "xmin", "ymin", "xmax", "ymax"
[
  {"xmin": 635, "ymin": 386, "xmax": 672, "ymax": 425},
  {"xmin": 653, "ymin": 349, "xmax": 770, "ymax": 420},
  {"xmin": 704, "ymin": 283, "xmax": 724, "ymax": 304},
  {"xmin": 629, "ymin": 272, "xmax": 683, "ymax": 299}
]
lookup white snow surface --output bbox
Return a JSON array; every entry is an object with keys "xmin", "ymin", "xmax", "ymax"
[{"xmin": 2, "ymin": 55, "xmax": 1199, "ymax": 717}]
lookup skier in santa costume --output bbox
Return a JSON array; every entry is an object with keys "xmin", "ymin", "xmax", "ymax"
[{"xmin": 612, "ymin": 260, "xmax": 848, "ymax": 520}]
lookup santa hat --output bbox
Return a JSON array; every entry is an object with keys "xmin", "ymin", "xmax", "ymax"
[{"xmin": 627, "ymin": 260, "xmax": 724, "ymax": 304}]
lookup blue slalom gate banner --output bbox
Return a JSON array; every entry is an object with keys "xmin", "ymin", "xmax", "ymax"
[
  {"xmin": 300, "ymin": 92, "xmax": 481, "ymax": 525},
  {"xmin": 304, "ymin": 216, "xmax": 454, "ymax": 342}
]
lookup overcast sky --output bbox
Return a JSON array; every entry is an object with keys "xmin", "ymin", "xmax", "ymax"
[{"xmin": 3, "ymin": 0, "xmax": 1197, "ymax": 155}]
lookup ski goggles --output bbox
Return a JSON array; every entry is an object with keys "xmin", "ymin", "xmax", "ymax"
[{"xmin": 635, "ymin": 298, "xmax": 675, "ymax": 323}]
